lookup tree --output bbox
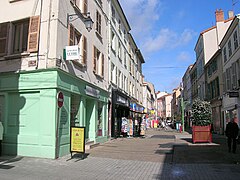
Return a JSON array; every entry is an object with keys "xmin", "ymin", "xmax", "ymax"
[{"xmin": 192, "ymin": 98, "xmax": 212, "ymax": 126}]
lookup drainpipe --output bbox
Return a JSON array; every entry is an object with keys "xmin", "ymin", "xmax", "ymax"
[{"xmin": 35, "ymin": 0, "xmax": 43, "ymax": 69}]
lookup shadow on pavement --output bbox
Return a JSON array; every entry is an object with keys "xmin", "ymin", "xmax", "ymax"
[
  {"xmin": 170, "ymin": 133, "xmax": 240, "ymax": 164},
  {"xmin": 0, "ymin": 156, "xmax": 23, "ymax": 169}
]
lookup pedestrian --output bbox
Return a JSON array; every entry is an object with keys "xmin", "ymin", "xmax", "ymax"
[{"xmin": 225, "ymin": 118, "xmax": 239, "ymax": 153}]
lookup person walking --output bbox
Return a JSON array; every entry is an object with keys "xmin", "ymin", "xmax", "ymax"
[{"xmin": 225, "ymin": 118, "xmax": 239, "ymax": 153}]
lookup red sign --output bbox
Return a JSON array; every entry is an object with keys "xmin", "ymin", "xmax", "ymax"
[{"xmin": 57, "ymin": 92, "xmax": 64, "ymax": 108}]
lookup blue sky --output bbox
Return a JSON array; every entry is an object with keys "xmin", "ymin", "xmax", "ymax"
[{"xmin": 119, "ymin": 0, "xmax": 240, "ymax": 93}]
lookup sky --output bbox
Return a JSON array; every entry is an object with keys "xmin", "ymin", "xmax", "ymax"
[{"xmin": 118, "ymin": 0, "xmax": 240, "ymax": 93}]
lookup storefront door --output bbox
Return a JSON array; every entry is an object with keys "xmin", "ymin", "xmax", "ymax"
[{"xmin": 70, "ymin": 95, "xmax": 80, "ymax": 127}]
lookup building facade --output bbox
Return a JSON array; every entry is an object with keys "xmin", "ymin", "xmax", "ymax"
[
  {"xmin": 194, "ymin": 9, "xmax": 233, "ymax": 101},
  {"xmin": 108, "ymin": 0, "xmax": 145, "ymax": 137},
  {"xmin": 220, "ymin": 15, "xmax": 240, "ymax": 130},
  {"xmin": 0, "ymin": 0, "xmax": 146, "ymax": 158},
  {"xmin": 205, "ymin": 50, "xmax": 224, "ymax": 134}
]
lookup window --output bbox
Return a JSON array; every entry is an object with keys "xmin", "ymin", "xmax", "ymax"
[
  {"xmin": 124, "ymin": 51, "xmax": 127, "ymax": 68},
  {"xmin": 118, "ymin": 19, "xmax": 121, "ymax": 34},
  {"xmin": 0, "ymin": 16, "xmax": 40, "ymax": 56},
  {"xmin": 0, "ymin": 23, "xmax": 9, "ymax": 55},
  {"xmin": 226, "ymin": 68, "xmax": 231, "ymax": 90},
  {"xmin": 69, "ymin": 25, "xmax": 80, "ymax": 46},
  {"xmin": 111, "ymin": 6, "xmax": 116, "ymax": 24},
  {"xmin": 212, "ymin": 59, "xmax": 217, "ymax": 73},
  {"xmin": 96, "ymin": 11, "xmax": 101, "ymax": 35},
  {"xmin": 111, "ymin": 31, "xmax": 116, "ymax": 53},
  {"xmin": 118, "ymin": 41, "xmax": 122, "ymax": 61},
  {"xmin": 13, "ymin": 19, "xmax": 29, "ymax": 53},
  {"xmin": 80, "ymin": 35, "xmax": 87, "ymax": 64},
  {"xmin": 228, "ymin": 40, "xmax": 232, "ymax": 57},
  {"xmin": 232, "ymin": 62, "xmax": 237, "ymax": 89},
  {"xmin": 238, "ymin": 60, "xmax": 240, "ymax": 87},
  {"xmin": 118, "ymin": 70, "xmax": 121, "ymax": 87},
  {"xmin": 93, "ymin": 46, "xmax": 104, "ymax": 77},
  {"xmin": 115, "ymin": 67, "xmax": 118, "ymax": 85},
  {"xmin": 223, "ymin": 47, "xmax": 227, "ymax": 62},
  {"xmin": 96, "ymin": 0, "xmax": 102, "ymax": 6},
  {"xmin": 223, "ymin": 72, "xmax": 226, "ymax": 92},
  {"xmin": 71, "ymin": 0, "xmax": 88, "ymax": 14},
  {"xmin": 69, "ymin": 24, "xmax": 87, "ymax": 65},
  {"xmin": 110, "ymin": 63, "xmax": 114, "ymax": 82},
  {"xmin": 233, "ymin": 31, "xmax": 238, "ymax": 50}
]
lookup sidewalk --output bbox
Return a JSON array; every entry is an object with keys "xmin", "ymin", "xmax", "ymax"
[
  {"xmin": 86, "ymin": 127, "xmax": 240, "ymax": 164},
  {"xmin": 1, "ymin": 128, "xmax": 240, "ymax": 180},
  {"xmin": 173, "ymin": 129, "xmax": 240, "ymax": 164}
]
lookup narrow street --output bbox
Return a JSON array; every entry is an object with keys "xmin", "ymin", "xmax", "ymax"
[{"xmin": 1, "ymin": 128, "xmax": 240, "ymax": 180}]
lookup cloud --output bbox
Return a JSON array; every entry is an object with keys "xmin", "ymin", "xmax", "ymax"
[
  {"xmin": 177, "ymin": 51, "xmax": 192, "ymax": 62},
  {"xmin": 119, "ymin": 0, "xmax": 162, "ymax": 36},
  {"xmin": 143, "ymin": 28, "xmax": 196, "ymax": 52}
]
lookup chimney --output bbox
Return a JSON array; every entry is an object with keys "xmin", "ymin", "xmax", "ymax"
[
  {"xmin": 228, "ymin": 10, "xmax": 234, "ymax": 18},
  {"xmin": 215, "ymin": 9, "xmax": 224, "ymax": 22}
]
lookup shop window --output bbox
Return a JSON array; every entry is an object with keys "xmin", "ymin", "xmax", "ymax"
[{"xmin": 97, "ymin": 102, "xmax": 103, "ymax": 136}]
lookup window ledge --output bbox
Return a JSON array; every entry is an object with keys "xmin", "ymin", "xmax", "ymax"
[
  {"xmin": 95, "ymin": 31, "xmax": 103, "ymax": 41},
  {"xmin": 4, "ymin": 52, "xmax": 30, "ymax": 60},
  {"xmin": 9, "ymin": 0, "xmax": 21, "ymax": 3},
  {"xmin": 94, "ymin": 72, "xmax": 104, "ymax": 79},
  {"xmin": 71, "ymin": 59, "xmax": 86, "ymax": 67}
]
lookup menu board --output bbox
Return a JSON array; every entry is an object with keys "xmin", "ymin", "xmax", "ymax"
[{"xmin": 70, "ymin": 127, "xmax": 85, "ymax": 153}]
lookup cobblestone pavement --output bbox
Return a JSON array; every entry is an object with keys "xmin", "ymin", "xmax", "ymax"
[{"xmin": 1, "ymin": 128, "xmax": 240, "ymax": 180}]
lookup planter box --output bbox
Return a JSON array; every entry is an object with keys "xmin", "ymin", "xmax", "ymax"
[{"xmin": 192, "ymin": 125, "xmax": 212, "ymax": 143}]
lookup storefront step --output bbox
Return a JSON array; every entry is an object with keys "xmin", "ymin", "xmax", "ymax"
[{"xmin": 85, "ymin": 141, "xmax": 100, "ymax": 150}]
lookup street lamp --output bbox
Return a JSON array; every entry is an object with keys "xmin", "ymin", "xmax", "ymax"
[{"xmin": 67, "ymin": 12, "xmax": 94, "ymax": 32}]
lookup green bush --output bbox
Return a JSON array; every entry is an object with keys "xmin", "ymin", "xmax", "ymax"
[{"xmin": 192, "ymin": 98, "xmax": 212, "ymax": 126}]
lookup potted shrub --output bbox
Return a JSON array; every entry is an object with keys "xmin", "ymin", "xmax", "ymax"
[{"xmin": 191, "ymin": 98, "xmax": 212, "ymax": 143}]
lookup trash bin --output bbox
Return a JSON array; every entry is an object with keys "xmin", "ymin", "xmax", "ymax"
[{"xmin": 176, "ymin": 122, "xmax": 182, "ymax": 132}]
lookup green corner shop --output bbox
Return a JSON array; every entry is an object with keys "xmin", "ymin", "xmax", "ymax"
[{"xmin": 0, "ymin": 68, "xmax": 108, "ymax": 158}]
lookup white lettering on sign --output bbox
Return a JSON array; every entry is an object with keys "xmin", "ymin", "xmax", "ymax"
[{"xmin": 85, "ymin": 85, "xmax": 100, "ymax": 98}]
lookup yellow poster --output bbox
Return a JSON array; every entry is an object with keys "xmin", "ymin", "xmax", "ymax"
[
  {"xmin": 70, "ymin": 127, "xmax": 85, "ymax": 153},
  {"xmin": 154, "ymin": 122, "xmax": 158, "ymax": 128}
]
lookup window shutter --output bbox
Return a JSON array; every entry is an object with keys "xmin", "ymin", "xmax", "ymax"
[
  {"xmin": 69, "ymin": 24, "xmax": 74, "ymax": 46},
  {"xmin": 83, "ymin": 0, "xmax": 88, "ymax": 14},
  {"xmin": 101, "ymin": 54, "xmax": 104, "ymax": 77},
  {"xmin": 82, "ymin": 35, "xmax": 87, "ymax": 64},
  {"xmin": 27, "ymin": 16, "xmax": 40, "ymax": 52},
  {"xmin": 93, "ymin": 46, "xmax": 96, "ymax": 73},
  {"xmin": 0, "ymin": 22, "xmax": 9, "ymax": 56}
]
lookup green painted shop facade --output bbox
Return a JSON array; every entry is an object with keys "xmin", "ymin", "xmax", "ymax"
[{"xmin": 0, "ymin": 69, "xmax": 108, "ymax": 159}]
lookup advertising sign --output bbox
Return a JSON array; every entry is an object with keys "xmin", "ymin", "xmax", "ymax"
[
  {"xmin": 70, "ymin": 127, "xmax": 85, "ymax": 154},
  {"xmin": 65, "ymin": 45, "xmax": 79, "ymax": 60}
]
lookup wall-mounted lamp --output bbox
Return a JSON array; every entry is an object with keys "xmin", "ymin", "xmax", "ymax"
[{"xmin": 67, "ymin": 12, "xmax": 94, "ymax": 32}]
